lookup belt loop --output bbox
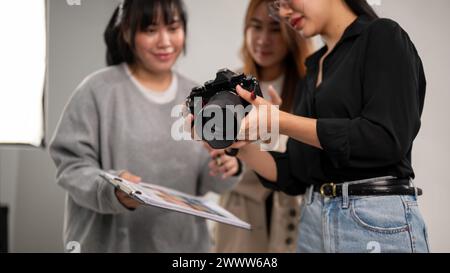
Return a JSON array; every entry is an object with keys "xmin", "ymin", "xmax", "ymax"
[
  {"xmin": 410, "ymin": 178, "xmax": 418, "ymax": 200},
  {"xmin": 342, "ymin": 182, "xmax": 350, "ymax": 209},
  {"xmin": 306, "ymin": 185, "xmax": 314, "ymax": 205}
]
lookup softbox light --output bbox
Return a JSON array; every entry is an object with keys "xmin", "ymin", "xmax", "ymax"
[{"xmin": 0, "ymin": 0, "xmax": 47, "ymax": 147}]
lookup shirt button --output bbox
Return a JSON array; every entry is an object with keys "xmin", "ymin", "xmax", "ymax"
[
  {"xmin": 289, "ymin": 209, "xmax": 296, "ymax": 217},
  {"xmin": 285, "ymin": 238, "xmax": 293, "ymax": 245},
  {"xmin": 287, "ymin": 223, "xmax": 295, "ymax": 231}
]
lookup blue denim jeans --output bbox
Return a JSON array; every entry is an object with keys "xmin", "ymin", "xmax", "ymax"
[{"xmin": 297, "ymin": 177, "xmax": 430, "ymax": 253}]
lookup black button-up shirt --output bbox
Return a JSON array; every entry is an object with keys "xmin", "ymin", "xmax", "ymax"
[{"xmin": 259, "ymin": 16, "xmax": 426, "ymax": 195}]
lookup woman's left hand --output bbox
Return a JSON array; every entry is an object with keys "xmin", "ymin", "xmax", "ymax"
[{"xmin": 204, "ymin": 144, "xmax": 240, "ymax": 179}]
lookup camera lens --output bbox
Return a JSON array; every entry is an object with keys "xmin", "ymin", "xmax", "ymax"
[{"xmin": 194, "ymin": 92, "xmax": 247, "ymax": 149}]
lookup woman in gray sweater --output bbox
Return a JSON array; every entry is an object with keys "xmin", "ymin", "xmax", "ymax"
[{"xmin": 49, "ymin": 0, "xmax": 240, "ymax": 253}]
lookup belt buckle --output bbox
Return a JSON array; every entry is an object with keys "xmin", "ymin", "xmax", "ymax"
[{"xmin": 320, "ymin": 183, "xmax": 337, "ymax": 198}]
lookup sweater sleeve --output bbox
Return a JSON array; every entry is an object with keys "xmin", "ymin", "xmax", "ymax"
[{"xmin": 49, "ymin": 83, "xmax": 129, "ymax": 215}]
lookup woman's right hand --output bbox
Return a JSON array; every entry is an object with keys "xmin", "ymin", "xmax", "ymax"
[
  {"xmin": 229, "ymin": 85, "xmax": 281, "ymax": 151},
  {"xmin": 115, "ymin": 171, "xmax": 142, "ymax": 210}
]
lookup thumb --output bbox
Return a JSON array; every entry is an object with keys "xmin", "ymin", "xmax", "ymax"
[
  {"xmin": 128, "ymin": 175, "xmax": 142, "ymax": 184},
  {"xmin": 120, "ymin": 171, "xmax": 142, "ymax": 184},
  {"xmin": 236, "ymin": 85, "xmax": 261, "ymax": 106},
  {"xmin": 186, "ymin": 113, "xmax": 194, "ymax": 123},
  {"xmin": 185, "ymin": 113, "xmax": 194, "ymax": 130},
  {"xmin": 268, "ymin": 85, "xmax": 282, "ymax": 106}
]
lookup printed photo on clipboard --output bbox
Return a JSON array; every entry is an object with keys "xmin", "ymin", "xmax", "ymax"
[{"xmin": 100, "ymin": 172, "xmax": 251, "ymax": 230}]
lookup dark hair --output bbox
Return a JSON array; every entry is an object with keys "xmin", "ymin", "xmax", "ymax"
[
  {"xmin": 344, "ymin": 0, "xmax": 379, "ymax": 20},
  {"xmin": 104, "ymin": 0, "xmax": 188, "ymax": 66}
]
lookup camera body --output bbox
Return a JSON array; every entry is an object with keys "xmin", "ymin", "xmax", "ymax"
[{"xmin": 186, "ymin": 69, "xmax": 263, "ymax": 149}]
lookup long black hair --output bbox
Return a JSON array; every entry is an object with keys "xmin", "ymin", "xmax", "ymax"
[
  {"xmin": 104, "ymin": 0, "xmax": 188, "ymax": 66},
  {"xmin": 344, "ymin": 0, "xmax": 379, "ymax": 20}
]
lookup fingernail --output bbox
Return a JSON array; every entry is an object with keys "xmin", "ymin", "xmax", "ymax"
[{"xmin": 251, "ymin": 91, "xmax": 256, "ymax": 100}]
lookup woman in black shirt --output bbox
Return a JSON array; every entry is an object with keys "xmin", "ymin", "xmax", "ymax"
[{"xmin": 219, "ymin": 0, "xmax": 429, "ymax": 252}]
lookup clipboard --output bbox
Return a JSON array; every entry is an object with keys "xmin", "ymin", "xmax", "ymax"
[
  {"xmin": 101, "ymin": 173, "xmax": 145, "ymax": 204},
  {"xmin": 100, "ymin": 173, "xmax": 251, "ymax": 230}
]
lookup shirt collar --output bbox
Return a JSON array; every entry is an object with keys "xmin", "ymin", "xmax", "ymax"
[
  {"xmin": 341, "ymin": 15, "xmax": 372, "ymax": 41},
  {"xmin": 305, "ymin": 15, "xmax": 373, "ymax": 68}
]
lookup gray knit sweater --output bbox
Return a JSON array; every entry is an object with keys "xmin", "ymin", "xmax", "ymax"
[{"xmin": 49, "ymin": 64, "xmax": 238, "ymax": 253}]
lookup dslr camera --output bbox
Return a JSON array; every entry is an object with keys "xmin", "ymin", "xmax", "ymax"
[{"xmin": 186, "ymin": 69, "xmax": 263, "ymax": 149}]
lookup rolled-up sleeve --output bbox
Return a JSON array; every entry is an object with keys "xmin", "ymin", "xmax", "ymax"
[{"xmin": 317, "ymin": 19, "xmax": 425, "ymax": 169}]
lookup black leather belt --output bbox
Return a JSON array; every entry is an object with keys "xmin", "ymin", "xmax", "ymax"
[{"xmin": 313, "ymin": 178, "xmax": 423, "ymax": 198}]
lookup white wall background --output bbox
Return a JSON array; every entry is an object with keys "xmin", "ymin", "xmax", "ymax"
[
  {"xmin": 0, "ymin": 0, "xmax": 449, "ymax": 252},
  {"xmin": 175, "ymin": 0, "xmax": 248, "ymax": 83},
  {"xmin": 372, "ymin": 0, "xmax": 450, "ymax": 253}
]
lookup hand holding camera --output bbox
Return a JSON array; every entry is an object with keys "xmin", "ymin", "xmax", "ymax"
[
  {"xmin": 233, "ymin": 84, "xmax": 281, "ymax": 146},
  {"xmin": 186, "ymin": 69, "xmax": 264, "ymax": 150},
  {"xmin": 186, "ymin": 69, "xmax": 282, "ymax": 155}
]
